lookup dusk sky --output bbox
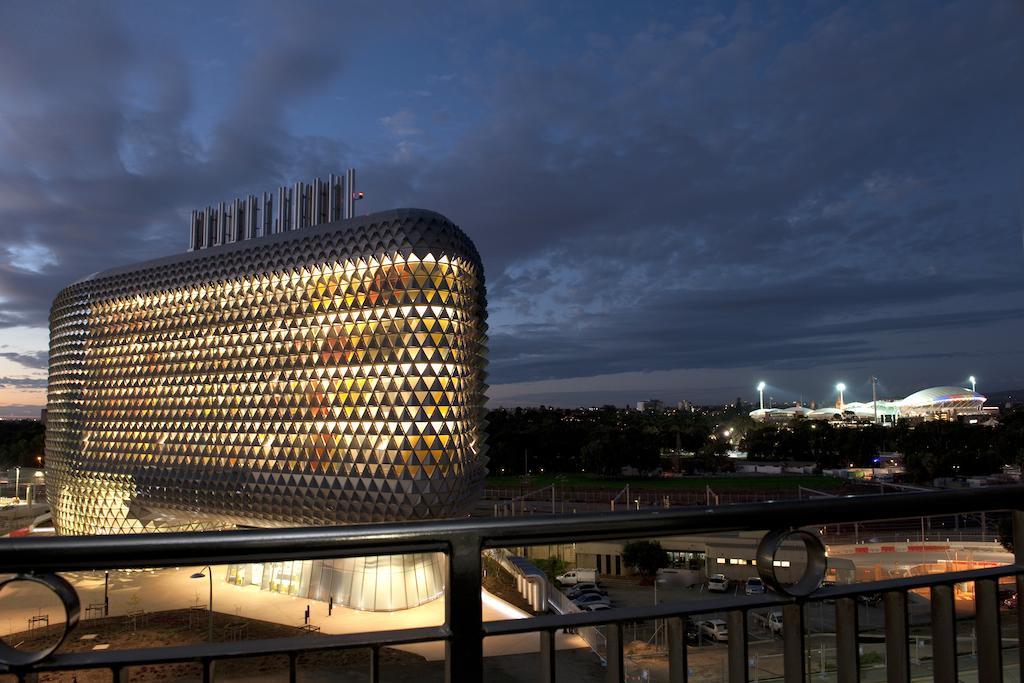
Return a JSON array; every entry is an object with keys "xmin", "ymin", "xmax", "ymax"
[{"xmin": 0, "ymin": 1, "xmax": 1022, "ymax": 415}]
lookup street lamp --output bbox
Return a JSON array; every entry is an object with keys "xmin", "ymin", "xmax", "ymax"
[
  {"xmin": 190, "ymin": 565, "xmax": 214, "ymax": 642},
  {"xmin": 969, "ymin": 376, "xmax": 977, "ymax": 393},
  {"xmin": 757, "ymin": 382, "xmax": 766, "ymax": 410},
  {"xmin": 871, "ymin": 377, "xmax": 878, "ymax": 424},
  {"xmin": 836, "ymin": 383, "xmax": 846, "ymax": 409}
]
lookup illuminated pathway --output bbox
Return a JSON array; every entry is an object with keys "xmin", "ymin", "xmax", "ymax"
[{"xmin": 0, "ymin": 565, "xmax": 588, "ymax": 661}]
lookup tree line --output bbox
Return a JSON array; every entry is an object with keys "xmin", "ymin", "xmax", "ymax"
[
  {"xmin": 485, "ymin": 404, "xmax": 751, "ymax": 477},
  {"xmin": 744, "ymin": 410, "xmax": 1024, "ymax": 482},
  {"xmin": 0, "ymin": 420, "xmax": 45, "ymax": 469},
  {"xmin": 485, "ymin": 405, "xmax": 1024, "ymax": 485}
]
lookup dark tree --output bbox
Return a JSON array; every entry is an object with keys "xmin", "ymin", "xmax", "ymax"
[
  {"xmin": 0, "ymin": 420, "xmax": 45, "ymax": 468},
  {"xmin": 622, "ymin": 540, "xmax": 669, "ymax": 579}
]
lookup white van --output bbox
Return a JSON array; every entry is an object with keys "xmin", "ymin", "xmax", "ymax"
[{"xmin": 556, "ymin": 568, "xmax": 598, "ymax": 586}]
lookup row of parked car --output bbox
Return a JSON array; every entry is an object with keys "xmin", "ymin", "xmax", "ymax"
[
  {"xmin": 564, "ymin": 581, "xmax": 613, "ymax": 611},
  {"xmin": 707, "ymin": 573, "xmax": 765, "ymax": 595}
]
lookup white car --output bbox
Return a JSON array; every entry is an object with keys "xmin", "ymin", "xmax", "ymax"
[
  {"xmin": 582, "ymin": 603, "xmax": 611, "ymax": 612},
  {"xmin": 755, "ymin": 610, "xmax": 783, "ymax": 635},
  {"xmin": 745, "ymin": 577, "xmax": 765, "ymax": 595},
  {"xmin": 700, "ymin": 619, "xmax": 729, "ymax": 642},
  {"xmin": 707, "ymin": 574, "xmax": 729, "ymax": 592}
]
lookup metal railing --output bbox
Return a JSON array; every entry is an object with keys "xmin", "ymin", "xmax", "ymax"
[{"xmin": 1, "ymin": 485, "xmax": 1023, "ymax": 682}]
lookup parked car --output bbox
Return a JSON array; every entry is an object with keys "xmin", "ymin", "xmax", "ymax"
[
  {"xmin": 685, "ymin": 618, "xmax": 700, "ymax": 644},
  {"xmin": 566, "ymin": 582, "xmax": 607, "ymax": 599},
  {"xmin": 582, "ymin": 603, "xmax": 612, "ymax": 612},
  {"xmin": 707, "ymin": 574, "xmax": 729, "ymax": 592},
  {"xmin": 700, "ymin": 619, "xmax": 729, "ymax": 642},
  {"xmin": 573, "ymin": 593, "xmax": 611, "ymax": 608},
  {"xmin": 656, "ymin": 567, "xmax": 688, "ymax": 583},
  {"xmin": 745, "ymin": 577, "xmax": 765, "ymax": 595},
  {"xmin": 754, "ymin": 610, "xmax": 783, "ymax": 635}
]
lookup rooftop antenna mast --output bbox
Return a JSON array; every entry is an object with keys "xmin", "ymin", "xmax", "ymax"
[
  {"xmin": 189, "ymin": 167, "xmax": 365, "ymax": 250},
  {"xmin": 345, "ymin": 168, "xmax": 365, "ymax": 219}
]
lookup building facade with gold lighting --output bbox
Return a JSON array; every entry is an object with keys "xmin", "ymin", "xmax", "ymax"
[{"xmin": 46, "ymin": 198, "xmax": 488, "ymax": 610}]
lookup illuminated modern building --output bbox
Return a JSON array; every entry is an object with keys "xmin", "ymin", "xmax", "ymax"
[
  {"xmin": 749, "ymin": 385, "xmax": 986, "ymax": 424},
  {"xmin": 46, "ymin": 172, "xmax": 488, "ymax": 610}
]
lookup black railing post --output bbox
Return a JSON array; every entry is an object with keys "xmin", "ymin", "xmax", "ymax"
[
  {"xmin": 781, "ymin": 603, "xmax": 804, "ymax": 683},
  {"xmin": 834, "ymin": 597, "xmax": 859, "ymax": 683},
  {"xmin": 727, "ymin": 610, "xmax": 748, "ymax": 683},
  {"xmin": 667, "ymin": 617, "xmax": 686, "ymax": 683},
  {"xmin": 930, "ymin": 584, "xmax": 957, "ymax": 683},
  {"xmin": 445, "ymin": 533, "xmax": 483, "ymax": 683},
  {"xmin": 1016, "ymin": 510, "xmax": 1024, "ymax": 680},
  {"xmin": 370, "ymin": 646, "xmax": 380, "ymax": 683},
  {"xmin": 606, "ymin": 622, "xmax": 624, "ymax": 683},
  {"xmin": 975, "ymin": 578, "xmax": 1002, "ymax": 681},
  {"xmin": 883, "ymin": 592, "xmax": 909, "ymax": 682},
  {"xmin": 539, "ymin": 629, "xmax": 556, "ymax": 683}
]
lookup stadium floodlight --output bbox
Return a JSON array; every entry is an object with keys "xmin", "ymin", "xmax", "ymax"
[
  {"xmin": 757, "ymin": 382, "xmax": 766, "ymax": 410},
  {"xmin": 969, "ymin": 375, "xmax": 976, "ymax": 392},
  {"xmin": 871, "ymin": 377, "xmax": 879, "ymax": 424},
  {"xmin": 836, "ymin": 382, "xmax": 846, "ymax": 408}
]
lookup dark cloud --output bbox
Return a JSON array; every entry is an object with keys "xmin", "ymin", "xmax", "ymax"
[
  {"xmin": 0, "ymin": 377, "xmax": 47, "ymax": 389},
  {"xmin": 0, "ymin": 351, "xmax": 47, "ymax": 370},
  {"xmin": 0, "ymin": 2, "xmax": 355, "ymax": 330},
  {"xmin": 0, "ymin": 0, "xmax": 1022, "ymax": 405}
]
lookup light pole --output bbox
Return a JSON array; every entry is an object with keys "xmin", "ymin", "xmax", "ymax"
[
  {"xmin": 190, "ymin": 565, "xmax": 214, "ymax": 642},
  {"xmin": 836, "ymin": 383, "xmax": 846, "ymax": 410},
  {"xmin": 14, "ymin": 467, "xmax": 20, "ymax": 502},
  {"xmin": 969, "ymin": 376, "xmax": 977, "ymax": 393},
  {"xmin": 871, "ymin": 377, "xmax": 878, "ymax": 424},
  {"xmin": 757, "ymin": 382, "xmax": 766, "ymax": 410}
]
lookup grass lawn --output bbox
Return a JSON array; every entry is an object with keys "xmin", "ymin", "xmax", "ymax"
[{"xmin": 484, "ymin": 473, "xmax": 847, "ymax": 491}]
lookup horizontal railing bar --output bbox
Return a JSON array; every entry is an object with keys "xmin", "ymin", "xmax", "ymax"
[
  {"xmin": 0, "ymin": 533, "xmax": 449, "ymax": 572},
  {"xmin": 2, "ymin": 625, "xmax": 449, "ymax": 674},
  {"xmin": 483, "ymin": 564, "xmax": 1024, "ymax": 637},
  {"xmin": 485, "ymin": 595, "xmax": 781, "ymax": 636},
  {"xmin": 481, "ymin": 486, "xmax": 1022, "ymax": 547},
  {"xmin": 811, "ymin": 564, "xmax": 1021, "ymax": 598},
  {"xmin": 2, "ymin": 486, "xmax": 1019, "ymax": 573}
]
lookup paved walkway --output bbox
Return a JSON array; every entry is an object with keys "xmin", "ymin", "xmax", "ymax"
[{"xmin": 0, "ymin": 565, "xmax": 589, "ymax": 661}]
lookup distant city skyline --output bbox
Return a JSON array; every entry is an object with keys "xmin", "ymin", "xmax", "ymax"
[
  {"xmin": 1, "ymin": 1, "xmax": 1023, "ymax": 415},
  {"xmin": 487, "ymin": 369, "xmax": 1007, "ymax": 409}
]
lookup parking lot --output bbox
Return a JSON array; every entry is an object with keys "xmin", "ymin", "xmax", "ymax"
[{"xmin": 557, "ymin": 574, "xmax": 1022, "ymax": 681}]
